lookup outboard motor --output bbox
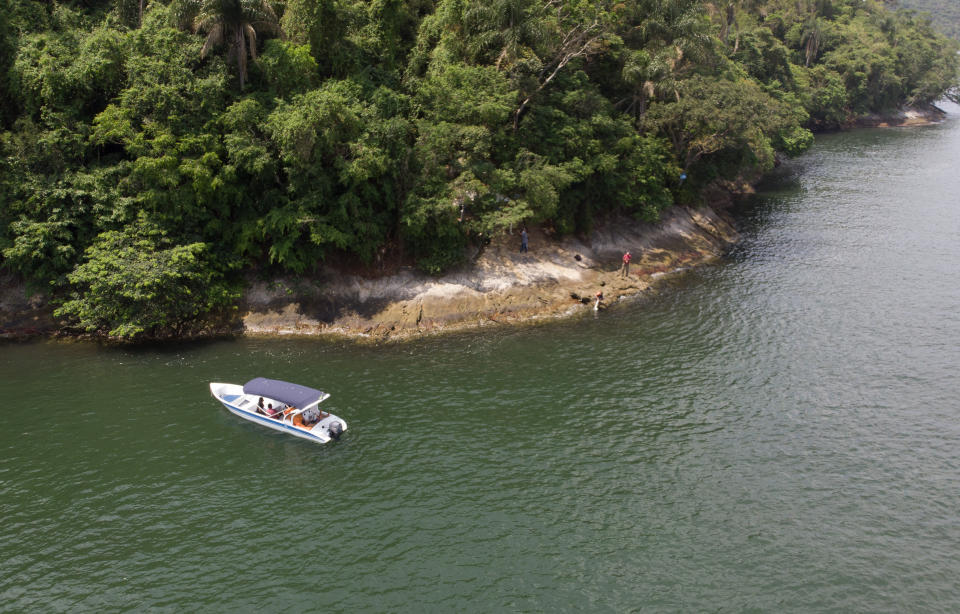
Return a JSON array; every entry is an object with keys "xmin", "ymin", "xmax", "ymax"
[{"xmin": 328, "ymin": 421, "xmax": 343, "ymax": 440}]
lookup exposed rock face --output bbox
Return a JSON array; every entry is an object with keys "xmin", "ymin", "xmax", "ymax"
[
  {"xmin": 854, "ymin": 104, "xmax": 947, "ymax": 128},
  {"xmin": 241, "ymin": 206, "xmax": 739, "ymax": 341}
]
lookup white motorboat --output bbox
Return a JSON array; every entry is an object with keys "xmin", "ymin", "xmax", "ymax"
[{"xmin": 210, "ymin": 377, "xmax": 347, "ymax": 444}]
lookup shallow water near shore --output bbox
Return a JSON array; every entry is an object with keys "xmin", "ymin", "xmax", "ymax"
[{"xmin": 3, "ymin": 106, "xmax": 960, "ymax": 611}]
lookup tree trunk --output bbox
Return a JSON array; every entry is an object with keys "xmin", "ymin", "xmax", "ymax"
[{"xmin": 236, "ymin": 28, "xmax": 246, "ymax": 90}]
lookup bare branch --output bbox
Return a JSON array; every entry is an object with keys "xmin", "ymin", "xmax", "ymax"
[{"xmin": 514, "ymin": 22, "xmax": 605, "ymax": 129}]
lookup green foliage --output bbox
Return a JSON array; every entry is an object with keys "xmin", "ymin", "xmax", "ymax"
[
  {"xmin": 793, "ymin": 64, "xmax": 849, "ymax": 128},
  {"xmin": 643, "ymin": 75, "xmax": 810, "ymax": 173},
  {"xmin": 608, "ymin": 133, "xmax": 680, "ymax": 222},
  {"xmin": 896, "ymin": 0, "xmax": 960, "ymax": 39},
  {"xmin": 55, "ymin": 215, "xmax": 239, "ymax": 339},
  {"xmin": 264, "ymin": 79, "xmax": 412, "ymax": 271},
  {"xmin": 821, "ymin": 25, "xmax": 900, "ymax": 112},
  {"xmin": 732, "ymin": 27, "xmax": 794, "ymax": 87},
  {"xmin": 2, "ymin": 218, "xmax": 77, "ymax": 284},
  {"xmin": 254, "ymin": 40, "xmax": 319, "ymax": 98},
  {"xmin": 0, "ymin": 0, "xmax": 16, "ymax": 127},
  {"xmin": 757, "ymin": 0, "xmax": 959, "ymax": 112},
  {"xmin": 122, "ymin": 7, "xmax": 230, "ymax": 129},
  {"xmin": 11, "ymin": 20, "xmax": 126, "ymax": 122},
  {"xmin": 281, "ymin": 0, "xmax": 350, "ymax": 76},
  {"xmin": 0, "ymin": 0, "xmax": 957, "ymax": 338},
  {"xmin": 404, "ymin": 62, "xmax": 515, "ymax": 258}
]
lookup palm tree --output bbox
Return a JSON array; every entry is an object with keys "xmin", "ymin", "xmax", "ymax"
[
  {"xmin": 801, "ymin": 16, "xmax": 823, "ymax": 67},
  {"xmin": 616, "ymin": 0, "xmax": 715, "ymax": 123},
  {"xmin": 466, "ymin": 0, "xmax": 542, "ymax": 70},
  {"xmin": 185, "ymin": 0, "xmax": 281, "ymax": 90}
]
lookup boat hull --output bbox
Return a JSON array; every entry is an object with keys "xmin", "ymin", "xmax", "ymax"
[{"xmin": 210, "ymin": 383, "xmax": 347, "ymax": 444}]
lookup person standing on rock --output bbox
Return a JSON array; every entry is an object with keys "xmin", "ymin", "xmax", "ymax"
[
  {"xmin": 520, "ymin": 227, "xmax": 529, "ymax": 253},
  {"xmin": 619, "ymin": 250, "xmax": 631, "ymax": 278}
]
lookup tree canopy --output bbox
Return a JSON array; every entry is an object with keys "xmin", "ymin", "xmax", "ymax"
[
  {"xmin": 1, "ymin": 0, "xmax": 957, "ymax": 338},
  {"xmin": 895, "ymin": 0, "xmax": 960, "ymax": 39}
]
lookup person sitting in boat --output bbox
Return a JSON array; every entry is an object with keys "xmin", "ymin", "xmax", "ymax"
[
  {"xmin": 265, "ymin": 403, "xmax": 280, "ymax": 419},
  {"xmin": 256, "ymin": 397, "xmax": 266, "ymax": 414}
]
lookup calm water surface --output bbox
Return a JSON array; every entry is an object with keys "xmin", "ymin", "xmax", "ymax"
[{"xmin": 3, "ymin": 108, "xmax": 960, "ymax": 612}]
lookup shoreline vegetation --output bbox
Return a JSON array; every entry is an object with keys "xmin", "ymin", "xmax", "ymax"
[
  {"xmin": 0, "ymin": 105, "xmax": 948, "ymax": 343},
  {"xmin": 895, "ymin": 0, "xmax": 960, "ymax": 40},
  {"xmin": 4, "ymin": 198, "xmax": 742, "ymax": 342},
  {"xmin": 0, "ymin": 101, "xmax": 946, "ymax": 342},
  {"xmin": 1, "ymin": 0, "xmax": 958, "ymax": 342}
]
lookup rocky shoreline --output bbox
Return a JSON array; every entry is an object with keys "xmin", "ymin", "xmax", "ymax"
[
  {"xmin": 853, "ymin": 103, "xmax": 947, "ymax": 128},
  {"xmin": 1, "ymin": 106, "xmax": 946, "ymax": 343},
  {"xmin": 239, "ymin": 205, "xmax": 739, "ymax": 341}
]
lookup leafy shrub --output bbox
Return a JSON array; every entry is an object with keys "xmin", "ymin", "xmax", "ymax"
[{"xmin": 55, "ymin": 216, "xmax": 238, "ymax": 339}]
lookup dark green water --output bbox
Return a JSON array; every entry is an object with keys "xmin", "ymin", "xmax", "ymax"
[{"xmin": 4, "ymin": 109, "xmax": 960, "ymax": 612}]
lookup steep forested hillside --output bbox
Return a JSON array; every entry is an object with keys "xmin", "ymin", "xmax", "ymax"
[
  {"xmin": 893, "ymin": 0, "xmax": 960, "ymax": 38},
  {"xmin": 1, "ymin": 0, "xmax": 957, "ymax": 338}
]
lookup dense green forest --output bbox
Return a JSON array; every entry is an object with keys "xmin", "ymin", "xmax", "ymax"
[
  {"xmin": 1, "ymin": 0, "xmax": 957, "ymax": 338},
  {"xmin": 894, "ymin": 0, "xmax": 960, "ymax": 38}
]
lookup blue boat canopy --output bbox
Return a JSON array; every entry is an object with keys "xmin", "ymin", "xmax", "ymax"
[{"xmin": 243, "ymin": 377, "xmax": 329, "ymax": 409}]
